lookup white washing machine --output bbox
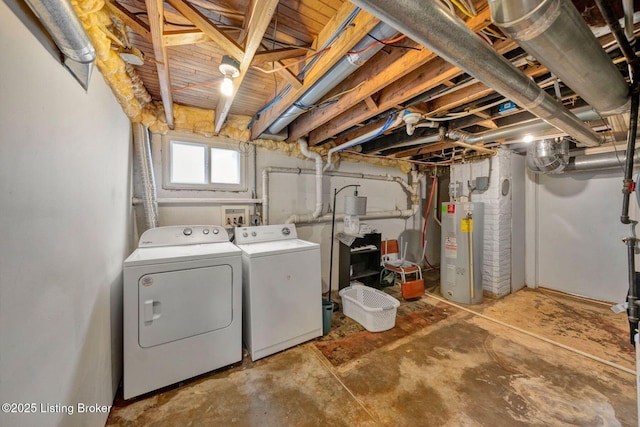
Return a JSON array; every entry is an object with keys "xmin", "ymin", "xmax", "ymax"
[
  {"xmin": 123, "ymin": 225, "xmax": 242, "ymax": 399},
  {"xmin": 235, "ymin": 224, "xmax": 322, "ymax": 361}
]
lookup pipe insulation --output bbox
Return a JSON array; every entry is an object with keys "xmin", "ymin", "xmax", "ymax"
[
  {"xmin": 489, "ymin": 0, "xmax": 629, "ymax": 115},
  {"xmin": 266, "ymin": 22, "xmax": 399, "ymax": 135},
  {"xmin": 350, "ymin": 0, "xmax": 604, "ymax": 147},
  {"xmin": 23, "ymin": 0, "xmax": 96, "ymax": 90},
  {"xmin": 132, "ymin": 123, "xmax": 159, "ymax": 230}
]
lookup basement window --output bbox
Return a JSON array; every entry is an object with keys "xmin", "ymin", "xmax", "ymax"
[{"xmin": 163, "ymin": 136, "xmax": 246, "ymax": 191}]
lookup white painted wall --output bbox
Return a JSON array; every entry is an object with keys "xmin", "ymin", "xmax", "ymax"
[
  {"xmin": 257, "ymin": 148, "xmax": 422, "ymax": 292},
  {"xmin": 0, "ymin": 4, "xmax": 131, "ymax": 427},
  {"xmin": 138, "ymin": 139, "xmax": 427, "ymax": 293},
  {"xmin": 525, "ymin": 167, "xmax": 629, "ymax": 302}
]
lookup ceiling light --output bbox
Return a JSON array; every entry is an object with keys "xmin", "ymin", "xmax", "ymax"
[
  {"xmin": 219, "ymin": 55, "xmax": 240, "ymax": 97},
  {"xmin": 523, "ymin": 134, "xmax": 534, "ymax": 143}
]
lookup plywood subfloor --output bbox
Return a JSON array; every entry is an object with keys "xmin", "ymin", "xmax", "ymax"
[{"xmin": 107, "ymin": 285, "xmax": 637, "ymax": 426}]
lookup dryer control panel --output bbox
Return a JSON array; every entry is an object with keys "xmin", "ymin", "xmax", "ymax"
[
  {"xmin": 235, "ymin": 224, "xmax": 297, "ymax": 244},
  {"xmin": 138, "ymin": 225, "xmax": 229, "ymax": 247}
]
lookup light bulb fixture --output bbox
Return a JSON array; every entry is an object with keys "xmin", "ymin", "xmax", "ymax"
[
  {"xmin": 218, "ymin": 55, "xmax": 240, "ymax": 97},
  {"xmin": 220, "ymin": 76, "xmax": 234, "ymax": 96}
]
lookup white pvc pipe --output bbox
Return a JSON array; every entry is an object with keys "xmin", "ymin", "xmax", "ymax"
[
  {"xmin": 260, "ymin": 166, "xmax": 420, "ymax": 225},
  {"xmin": 132, "ymin": 197, "xmax": 262, "ymax": 205},
  {"xmin": 324, "ymin": 113, "xmax": 405, "ymax": 171},
  {"xmin": 298, "ymin": 138, "xmax": 324, "ymax": 218},
  {"xmin": 284, "ymin": 205, "xmax": 419, "ymax": 224}
]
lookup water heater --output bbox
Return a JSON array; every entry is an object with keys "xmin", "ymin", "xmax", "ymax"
[{"xmin": 440, "ymin": 202, "xmax": 484, "ymax": 304}]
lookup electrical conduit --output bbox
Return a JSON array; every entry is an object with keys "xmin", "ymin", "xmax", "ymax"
[{"xmin": 325, "ymin": 113, "xmax": 405, "ymax": 171}]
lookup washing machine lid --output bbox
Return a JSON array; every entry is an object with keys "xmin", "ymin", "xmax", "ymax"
[
  {"xmin": 237, "ymin": 239, "xmax": 319, "ymax": 257},
  {"xmin": 125, "ymin": 241, "xmax": 241, "ymax": 267}
]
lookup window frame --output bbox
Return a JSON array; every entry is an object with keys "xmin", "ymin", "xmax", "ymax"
[{"xmin": 162, "ymin": 134, "xmax": 247, "ymax": 192}]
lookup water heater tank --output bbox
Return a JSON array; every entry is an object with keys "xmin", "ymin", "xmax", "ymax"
[{"xmin": 440, "ymin": 202, "xmax": 484, "ymax": 304}]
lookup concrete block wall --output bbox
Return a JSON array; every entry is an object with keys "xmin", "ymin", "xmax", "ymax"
[{"xmin": 450, "ymin": 149, "xmax": 512, "ymax": 297}]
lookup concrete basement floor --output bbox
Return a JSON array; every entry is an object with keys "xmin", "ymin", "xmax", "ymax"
[{"xmin": 107, "ymin": 276, "xmax": 637, "ymax": 426}]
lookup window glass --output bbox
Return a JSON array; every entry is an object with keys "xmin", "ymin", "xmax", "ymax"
[
  {"xmin": 211, "ymin": 148, "xmax": 240, "ymax": 184},
  {"xmin": 171, "ymin": 142, "xmax": 206, "ymax": 184}
]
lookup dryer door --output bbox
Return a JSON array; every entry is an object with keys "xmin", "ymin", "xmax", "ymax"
[{"xmin": 138, "ymin": 265, "xmax": 233, "ymax": 348}]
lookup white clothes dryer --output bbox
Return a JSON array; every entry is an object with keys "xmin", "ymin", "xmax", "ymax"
[
  {"xmin": 235, "ymin": 224, "xmax": 322, "ymax": 361},
  {"xmin": 123, "ymin": 225, "xmax": 242, "ymax": 399}
]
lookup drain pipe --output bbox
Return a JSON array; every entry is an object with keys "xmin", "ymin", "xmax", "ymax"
[
  {"xmin": 298, "ymin": 138, "xmax": 324, "ymax": 218},
  {"xmin": 132, "ymin": 123, "xmax": 159, "ymax": 230},
  {"xmin": 350, "ymin": 0, "xmax": 604, "ymax": 147},
  {"xmin": 261, "ymin": 167, "xmax": 419, "ymax": 224},
  {"xmin": 593, "ymin": 0, "xmax": 640, "ymax": 356},
  {"xmin": 387, "ymin": 106, "xmax": 603, "ymax": 152},
  {"xmin": 325, "ymin": 113, "xmax": 405, "ymax": 171}
]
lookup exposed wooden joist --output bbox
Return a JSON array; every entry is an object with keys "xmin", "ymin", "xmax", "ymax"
[
  {"xmin": 425, "ymin": 64, "xmax": 548, "ymax": 115},
  {"xmin": 254, "ymin": 44, "xmax": 303, "ymax": 89},
  {"xmin": 146, "ymin": 0, "xmax": 174, "ymax": 128},
  {"xmin": 252, "ymin": 48, "xmax": 309, "ymax": 65},
  {"xmin": 286, "ymin": 8, "xmax": 494, "ymax": 143},
  {"xmin": 106, "ymin": 1, "xmax": 151, "ymax": 41},
  {"xmin": 250, "ymin": 3, "xmax": 380, "ymax": 139},
  {"xmin": 214, "ymin": 0, "xmax": 280, "ymax": 133},
  {"xmin": 163, "ymin": 29, "xmax": 211, "ymax": 46},
  {"xmin": 391, "ymin": 141, "xmax": 455, "ymax": 158},
  {"xmin": 307, "ymin": 38, "xmax": 518, "ymax": 146},
  {"xmin": 363, "ymin": 96, "xmax": 377, "ymax": 111},
  {"xmin": 166, "ymin": 0, "xmax": 244, "ymax": 60}
]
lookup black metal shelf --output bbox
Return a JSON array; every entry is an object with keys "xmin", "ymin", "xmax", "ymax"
[{"xmin": 339, "ymin": 233, "xmax": 381, "ymax": 290}]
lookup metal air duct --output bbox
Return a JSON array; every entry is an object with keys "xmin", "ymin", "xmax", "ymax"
[
  {"xmin": 526, "ymin": 138, "xmax": 569, "ymax": 174},
  {"xmin": 265, "ymin": 22, "xmax": 398, "ymax": 135},
  {"xmin": 23, "ymin": 0, "xmax": 96, "ymax": 90},
  {"xmin": 489, "ymin": 0, "xmax": 629, "ymax": 115},
  {"xmin": 133, "ymin": 123, "xmax": 159, "ymax": 230},
  {"xmin": 349, "ymin": 0, "xmax": 604, "ymax": 147},
  {"xmin": 564, "ymin": 150, "xmax": 640, "ymax": 172}
]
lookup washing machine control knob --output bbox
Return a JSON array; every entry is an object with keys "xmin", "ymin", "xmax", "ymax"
[
  {"xmin": 212, "ymin": 228, "xmax": 219, "ymax": 234},
  {"xmin": 243, "ymin": 232, "xmax": 248, "ymax": 238},
  {"xmin": 251, "ymin": 231, "xmax": 257, "ymax": 237},
  {"xmin": 203, "ymin": 229, "xmax": 209, "ymax": 234},
  {"xmin": 282, "ymin": 227, "xmax": 290, "ymax": 235},
  {"xmin": 183, "ymin": 227, "xmax": 193, "ymax": 236}
]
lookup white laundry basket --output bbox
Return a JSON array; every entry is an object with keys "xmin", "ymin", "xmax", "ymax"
[{"xmin": 339, "ymin": 286, "xmax": 400, "ymax": 332}]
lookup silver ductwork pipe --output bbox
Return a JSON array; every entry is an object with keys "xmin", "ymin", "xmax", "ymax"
[
  {"xmin": 266, "ymin": 22, "xmax": 398, "ymax": 135},
  {"xmin": 526, "ymin": 138, "xmax": 569, "ymax": 174},
  {"xmin": 489, "ymin": 0, "xmax": 629, "ymax": 115},
  {"xmin": 350, "ymin": 0, "xmax": 604, "ymax": 147},
  {"xmin": 563, "ymin": 150, "xmax": 640, "ymax": 172},
  {"xmin": 133, "ymin": 124, "xmax": 159, "ymax": 230},
  {"xmin": 23, "ymin": 0, "xmax": 96, "ymax": 90}
]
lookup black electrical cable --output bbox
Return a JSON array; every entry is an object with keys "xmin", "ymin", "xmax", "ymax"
[{"xmin": 366, "ymin": 33, "xmax": 421, "ymax": 51}]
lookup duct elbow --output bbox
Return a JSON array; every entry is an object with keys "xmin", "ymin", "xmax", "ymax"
[{"xmin": 526, "ymin": 138, "xmax": 569, "ymax": 174}]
